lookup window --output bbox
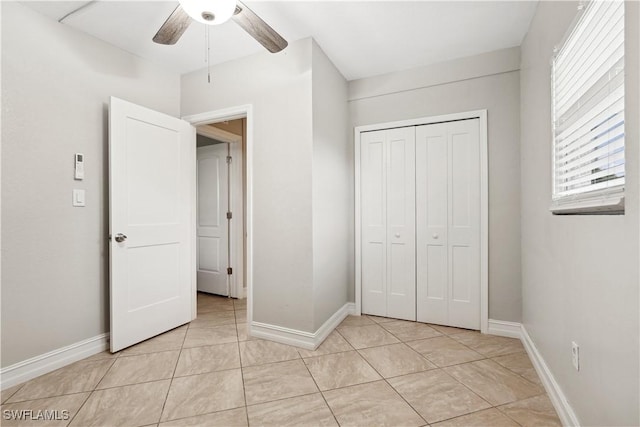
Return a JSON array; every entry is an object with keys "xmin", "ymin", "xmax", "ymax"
[{"xmin": 551, "ymin": 0, "xmax": 625, "ymax": 213}]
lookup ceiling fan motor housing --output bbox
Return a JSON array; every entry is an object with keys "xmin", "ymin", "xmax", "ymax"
[
  {"xmin": 154, "ymin": 0, "xmax": 288, "ymax": 53},
  {"xmin": 179, "ymin": 0, "xmax": 236, "ymax": 25}
]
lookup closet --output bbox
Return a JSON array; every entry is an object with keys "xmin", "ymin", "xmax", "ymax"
[{"xmin": 359, "ymin": 117, "xmax": 482, "ymax": 330}]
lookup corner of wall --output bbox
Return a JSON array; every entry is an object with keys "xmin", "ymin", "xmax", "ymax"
[{"xmin": 309, "ymin": 39, "xmax": 352, "ymax": 331}]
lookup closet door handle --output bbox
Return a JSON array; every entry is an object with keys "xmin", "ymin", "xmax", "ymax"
[
  {"xmin": 394, "ymin": 233, "xmax": 400, "ymax": 238},
  {"xmin": 432, "ymin": 234, "xmax": 439, "ymax": 239}
]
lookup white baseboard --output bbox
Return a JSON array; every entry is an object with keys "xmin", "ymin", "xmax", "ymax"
[
  {"xmin": 486, "ymin": 319, "xmax": 579, "ymax": 426},
  {"xmin": 250, "ymin": 302, "xmax": 355, "ymax": 350},
  {"xmin": 487, "ymin": 318, "xmax": 523, "ymax": 338},
  {"xmin": 0, "ymin": 333, "xmax": 110, "ymax": 390},
  {"xmin": 520, "ymin": 325, "xmax": 580, "ymax": 427}
]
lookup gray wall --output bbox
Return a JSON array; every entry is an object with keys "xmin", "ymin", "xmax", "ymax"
[
  {"xmin": 520, "ymin": 1, "xmax": 639, "ymax": 425},
  {"xmin": 182, "ymin": 38, "xmax": 317, "ymax": 332},
  {"xmin": 311, "ymin": 41, "xmax": 351, "ymax": 329},
  {"xmin": 1, "ymin": 2, "xmax": 181, "ymax": 367},
  {"xmin": 348, "ymin": 48, "xmax": 523, "ymax": 322}
]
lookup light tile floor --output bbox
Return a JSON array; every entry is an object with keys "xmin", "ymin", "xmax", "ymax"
[{"xmin": 1, "ymin": 293, "xmax": 561, "ymax": 426}]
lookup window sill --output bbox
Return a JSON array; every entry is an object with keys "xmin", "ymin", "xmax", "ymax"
[{"xmin": 550, "ymin": 194, "xmax": 625, "ymax": 215}]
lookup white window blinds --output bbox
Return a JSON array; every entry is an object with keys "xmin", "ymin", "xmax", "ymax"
[{"xmin": 552, "ymin": 0, "xmax": 625, "ymax": 209}]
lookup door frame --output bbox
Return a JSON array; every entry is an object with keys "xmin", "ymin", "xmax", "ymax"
[
  {"xmin": 183, "ymin": 105, "xmax": 253, "ymax": 325},
  {"xmin": 195, "ymin": 125, "xmax": 244, "ymax": 299},
  {"xmin": 354, "ymin": 109, "xmax": 489, "ymax": 333}
]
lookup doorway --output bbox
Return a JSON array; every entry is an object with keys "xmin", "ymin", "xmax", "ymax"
[
  {"xmin": 195, "ymin": 120, "xmax": 246, "ymax": 300},
  {"xmin": 183, "ymin": 105, "xmax": 254, "ymax": 332}
]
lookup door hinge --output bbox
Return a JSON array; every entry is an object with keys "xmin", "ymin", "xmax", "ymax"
[
  {"xmin": 226, "ymin": 155, "xmax": 232, "ymax": 164},
  {"xmin": 226, "ymin": 211, "xmax": 232, "ymax": 220},
  {"xmin": 227, "ymin": 267, "xmax": 233, "ymax": 275}
]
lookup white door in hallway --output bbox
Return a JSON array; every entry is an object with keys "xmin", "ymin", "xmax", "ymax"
[
  {"xmin": 416, "ymin": 119, "xmax": 480, "ymax": 329},
  {"xmin": 109, "ymin": 97, "xmax": 194, "ymax": 352},
  {"xmin": 197, "ymin": 144, "xmax": 229, "ymax": 296},
  {"xmin": 361, "ymin": 127, "xmax": 416, "ymax": 321}
]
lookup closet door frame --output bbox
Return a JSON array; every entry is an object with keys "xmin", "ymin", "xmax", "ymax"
[{"xmin": 354, "ymin": 110, "xmax": 489, "ymax": 333}]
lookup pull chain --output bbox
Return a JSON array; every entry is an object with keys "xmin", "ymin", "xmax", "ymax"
[
  {"xmin": 204, "ymin": 25, "xmax": 212, "ymax": 84},
  {"xmin": 207, "ymin": 25, "xmax": 211, "ymax": 83}
]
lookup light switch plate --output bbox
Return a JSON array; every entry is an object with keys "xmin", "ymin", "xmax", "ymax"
[{"xmin": 73, "ymin": 189, "xmax": 86, "ymax": 207}]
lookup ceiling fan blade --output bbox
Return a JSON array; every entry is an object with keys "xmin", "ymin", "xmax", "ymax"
[
  {"xmin": 232, "ymin": 1, "xmax": 288, "ymax": 53},
  {"xmin": 153, "ymin": 5, "xmax": 192, "ymax": 45}
]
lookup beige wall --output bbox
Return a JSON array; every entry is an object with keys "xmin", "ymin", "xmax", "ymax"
[
  {"xmin": 311, "ymin": 41, "xmax": 351, "ymax": 329},
  {"xmin": 1, "ymin": 2, "xmax": 181, "ymax": 367},
  {"xmin": 348, "ymin": 48, "xmax": 523, "ymax": 322},
  {"xmin": 520, "ymin": 2, "xmax": 639, "ymax": 425}
]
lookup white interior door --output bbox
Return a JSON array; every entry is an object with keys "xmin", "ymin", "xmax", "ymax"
[
  {"xmin": 109, "ymin": 97, "xmax": 194, "ymax": 352},
  {"xmin": 386, "ymin": 127, "xmax": 416, "ymax": 321},
  {"xmin": 197, "ymin": 144, "xmax": 229, "ymax": 296},
  {"xmin": 361, "ymin": 130, "xmax": 386, "ymax": 316},
  {"xmin": 416, "ymin": 122, "xmax": 449, "ymax": 325},
  {"xmin": 361, "ymin": 127, "xmax": 416, "ymax": 321},
  {"xmin": 416, "ymin": 119, "xmax": 480, "ymax": 329}
]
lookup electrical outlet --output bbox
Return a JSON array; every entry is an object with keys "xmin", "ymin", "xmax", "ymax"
[{"xmin": 571, "ymin": 341, "xmax": 580, "ymax": 371}]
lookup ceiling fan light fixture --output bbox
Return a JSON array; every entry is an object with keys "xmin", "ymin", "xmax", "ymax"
[{"xmin": 179, "ymin": 0, "xmax": 236, "ymax": 25}]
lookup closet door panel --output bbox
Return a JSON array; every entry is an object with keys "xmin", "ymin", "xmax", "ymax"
[
  {"xmin": 416, "ymin": 123, "xmax": 448, "ymax": 325},
  {"xmin": 386, "ymin": 128, "xmax": 416, "ymax": 321},
  {"xmin": 448, "ymin": 119, "xmax": 480, "ymax": 329},
  {"xmin": 361, "ymin": 131, "xmax": 387, "ymax": 316}
]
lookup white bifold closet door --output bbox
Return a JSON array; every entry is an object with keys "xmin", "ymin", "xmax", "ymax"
[
  {"xmin": 416, "ymin": 119, "xmax": 480, "ymax": 330},
  {"xmin": 361, "ymin": 127, "xmax": 416, "ymax": 321}
]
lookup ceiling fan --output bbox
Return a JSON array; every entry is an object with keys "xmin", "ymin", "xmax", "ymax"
[{"xmin": 152, "ymin": 0, "xmax": 288, "ymax": 53}]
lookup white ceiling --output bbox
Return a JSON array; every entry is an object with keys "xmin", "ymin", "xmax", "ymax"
[{"xmin": 22, "ymin": 0, "xmax": 538, "ymax": 81}]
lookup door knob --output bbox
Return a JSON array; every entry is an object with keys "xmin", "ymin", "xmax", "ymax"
[
  {"xmin": 395, "ymin": 233, "xmax": 401, "ymax": 238},
  {"xmin": 432, "ymin": 234, "xmax": 439, "ymax": 239},
  {"xmin": 115, "ymin": 233, "xmax": 127, "ymax": 243}
]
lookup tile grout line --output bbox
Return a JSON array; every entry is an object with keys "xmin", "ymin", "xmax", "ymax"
[
  {"xmin": 352, "ymin": 346, "xmax": 429, "ymax": 426},
  {"xmin": 489, "ymin": 353, "xmax": 547, "ymax": 388},
  {"xmin": 155, "ymin": 294, "xmax": 247, "ymax": 426},
  {"xmin": 157, "ymin": 320, "xmax": 190, "ymax": 424},
  {"xmin": 1, "ymin": 383, "xmax": 25, "ymax": 404},
  {"xmin": 63, "ymin": 392, "xmax": 94, "ymax": 427},
  {"xmin": 233, "ymin": 300, "xmax": 251, "ymax": 427},
  {"xmin": 435, "ymin": 363, "xmax": 497, "ymax": 411},
  {"xmin": 385, "ymin": 362, "xmax": 497, "ymax": 426},
  {"xmin": 444, "ymin": 356, "xmax": 544, "ymax": 402},
  {"xmin": 64, "ymin": 357, "xmax": 118, "ymax": 426},
  {"xmin": 241, "ymin": 354, "xmax": 302, "ymax": 370},
  {"xmin": 436, "ymin": 359, "xmax": 550, "ymax": 422},
  {"xmin": 334, "ymin": 323, "xmax": 433, "ymax": 424},
  {"xmin": 299, "ymin": 356, "xmax": 341, "ymax": 426},
  {"xmin": 493, "ymin": 396, "xmax": 547, "ymax": 427},
  {"xmin": 243, "ymin": 390, "xmax": 322, "ymax": 409},
  {"xmin": 435, "ymin": 405, "xmax": 525, "ymax": 426},
  {"xmin": 383, "ymin": 325, "xmax": 447, "ymax": 345}
]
